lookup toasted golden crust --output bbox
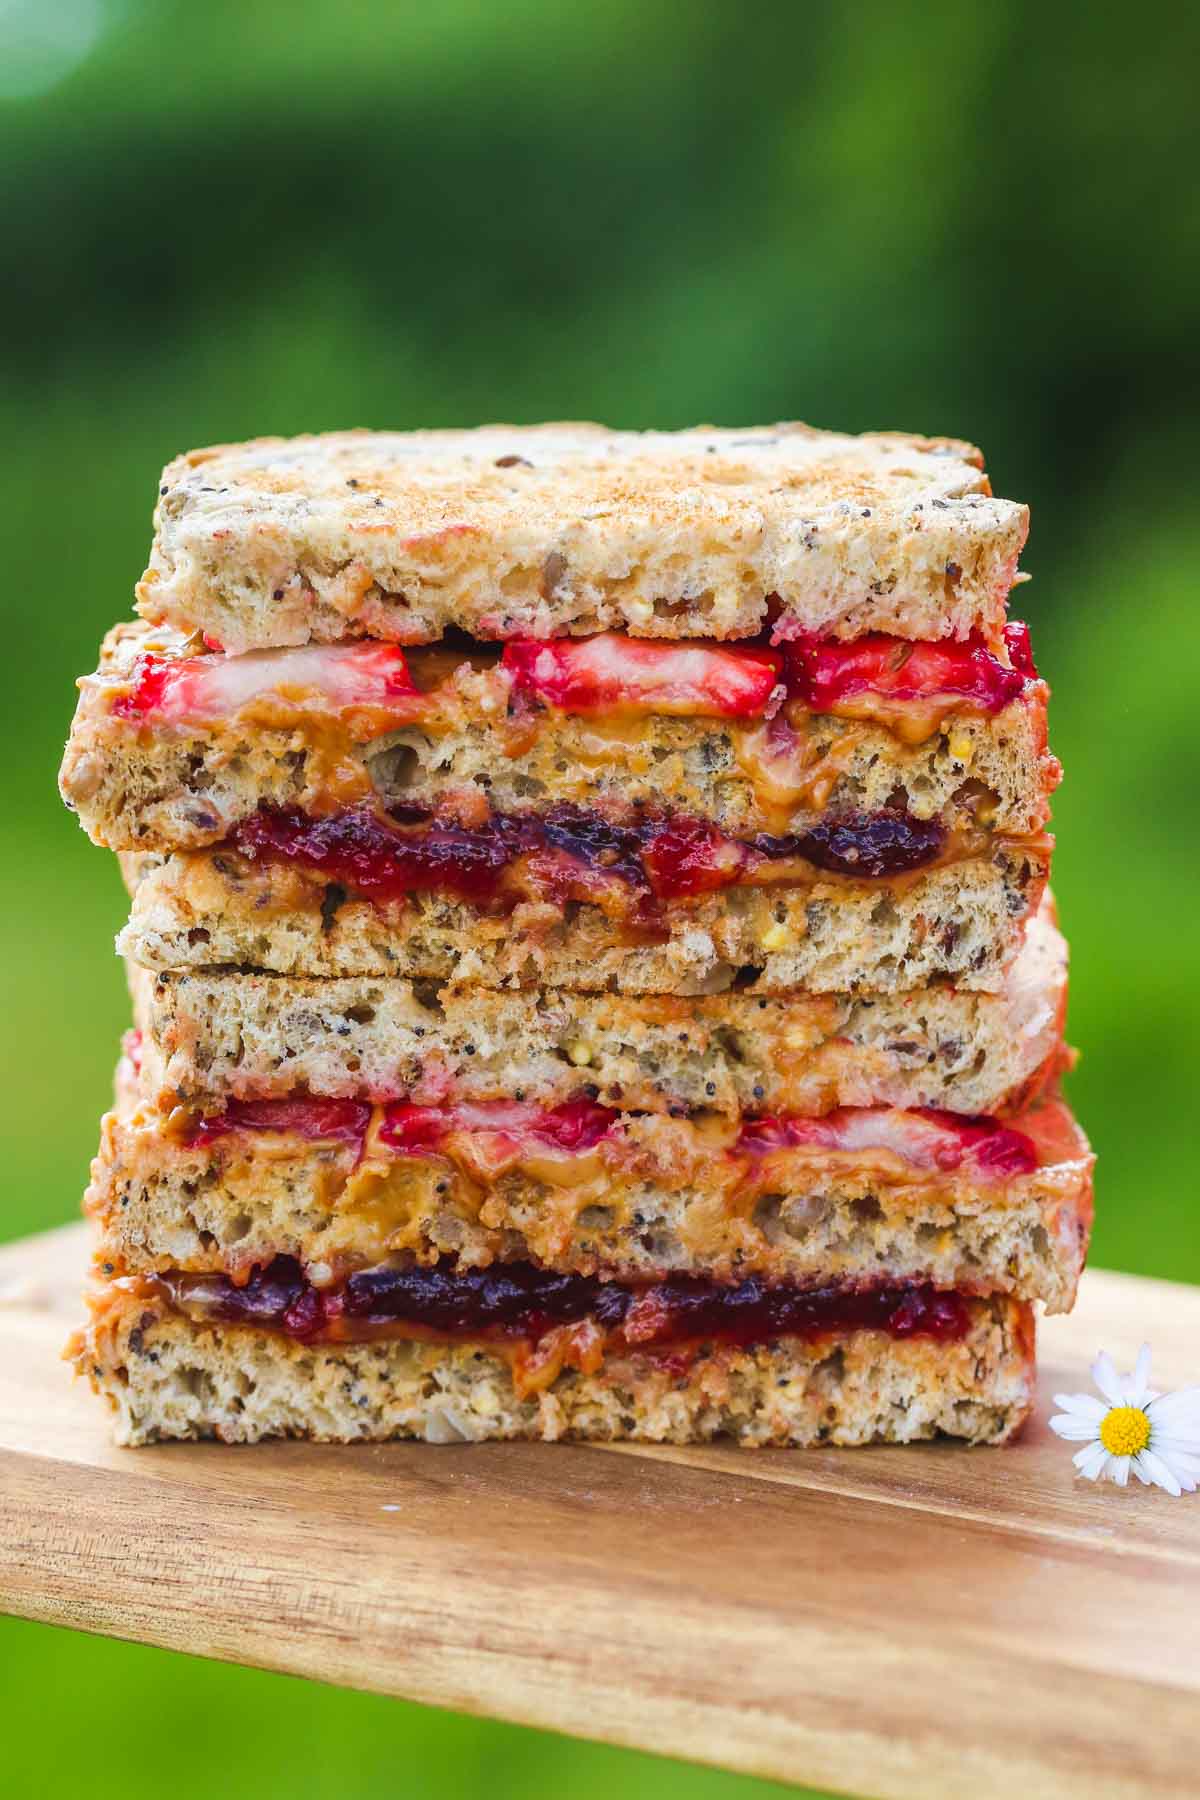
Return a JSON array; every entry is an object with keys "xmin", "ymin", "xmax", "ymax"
[
  {"xmin": 87, "ymin": 1075, "xmax": 1092, "ymax": 1309},
  {"xmin": 117, "ymin": 841, "xmax": 1050, "ymax": 995},
  {"xmin": 126, "ymin": 899, "xmax": 1068, "ymax": 1115},
  {"xmin": 70, "ymin": 1288, "xmax": 1035, "ymax": 1447},
  {"xmin": 135, "ymin": 425, "xmax": 1028, "ymax": 653},
  {"xmin": 60, "ymin": 621, "xmax": 1057, "ymax": 851}
]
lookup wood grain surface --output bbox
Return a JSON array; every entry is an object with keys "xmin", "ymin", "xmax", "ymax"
[{"xmin": 2, "ymin": 1223, "xmax": 1199, "ymax": 1800}]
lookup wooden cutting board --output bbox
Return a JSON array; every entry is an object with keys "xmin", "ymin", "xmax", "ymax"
[{"xmin": 2, "ymin": 1223, "xmax": 1199, "ymax": 1800}]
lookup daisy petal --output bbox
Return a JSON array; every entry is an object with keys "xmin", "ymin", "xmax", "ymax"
[
  {"xmin": 1074, "ymin": 1441, "xmax": 1108, "ymax": 1479},
  {"xmin": 1049, "ymin": 1414, "xmax": 1101, "ymax": 1442},
  {"xmin": 1112, "ymin": 1455, "xmax": 1131, "ymax": 1487},
  {"xmin": 1091, "ymin": 1352, "xmax": 1125, "ymax": 1408},
  {"xmin": 1124, "ymin": 1344, "xmax": 1154, "ymax": 1406},
  {"xmin": 1154, "ymin": 1448, "xmax": 1200, "ymax": 1492},
  {"xmin": 1052, "ymin": 1393, "xmax": 1107, "ymax": 1423},
  {"xmin": 1132, "ymin": 1458, "xmax": 1153, "ymax": 1485},
  {"xmin": 1147, "ymin": 1388, "xmax": 1200, "ymax": 1433},
  {"xmin": 1148, "ymin": 1438, "xmax": 1200, "ymax": 1466},
  {"xmin": 1135, "ymin": 1448, "xmax": 1182, "ymax": 1497}
]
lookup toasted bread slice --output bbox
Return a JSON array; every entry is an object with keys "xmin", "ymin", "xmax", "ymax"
[
  {"xmin": 136, "ymin": 424, "xmax": 1028, "ymax": 653},
  {"xmin": 71, "ymin": 1282, "xmax": 1034, "ymax": 1447},
  {"xmin": 117, "ymin": 839, "xmax": 1050, "ymax": 996},
  {"xmin": 125, "ymin": 898, "xmax": 1068, "ymax": 1115}
]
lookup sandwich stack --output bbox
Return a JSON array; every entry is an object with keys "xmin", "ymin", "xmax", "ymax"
[{"xmin": 60, "ymin": 424, "xmax": 1093, "ymax": 1448}]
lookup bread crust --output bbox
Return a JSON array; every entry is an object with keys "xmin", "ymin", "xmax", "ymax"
[
  {"xmin": 117, "ymin": 841, "xmax": 1051, "ymax": 995},
  {"xmin": 135, "ymin": 425, "xmax": 1028, "ymax": 653},
  {"xmin": 70, "ymin": 1288, "xmax": 1036, "ymax": 1447}
]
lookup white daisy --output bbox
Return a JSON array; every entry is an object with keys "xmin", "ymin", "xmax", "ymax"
[{"xmin": 1050, "ymin": 1344, "xmax": 1200, "ymax": 1496}]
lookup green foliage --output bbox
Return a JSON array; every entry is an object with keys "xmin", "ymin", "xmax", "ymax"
[{"xmin": 0, "ymin": 4, "xmax": 1195, "ymax": 1796}]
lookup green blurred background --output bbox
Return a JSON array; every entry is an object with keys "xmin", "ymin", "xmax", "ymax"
[{"xmin": 1, "ymin": 2, "xmax": 1197, "ymax": 1795}]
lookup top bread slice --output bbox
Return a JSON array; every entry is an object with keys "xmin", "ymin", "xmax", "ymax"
[{"xmin": 136, "ymin": 424, "xmax": 1028, "ymax": 653}]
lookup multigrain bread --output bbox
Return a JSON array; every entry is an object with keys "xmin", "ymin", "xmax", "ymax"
[
  {"xmin": 127, "ymin": 900, "xmax": 1069, "ymax": 1114},
  {"xmin": 117, "ymin": 841, "xmax": 1051, "ymax": 995},
  {"xmin": 135, "ymin": 425, "xmax": 1029, "ymax": 653},
  {"xmin": 70, "ymin": 1290, "xmax": 1036, "ymax": 1446},
  {"xmin": 88, "ymin": 1079, "xmax": 1093, "ymax": 1308},
  {"xmin": 61, "ymin": 620, "xmax": 1057, "ymax": 851}
]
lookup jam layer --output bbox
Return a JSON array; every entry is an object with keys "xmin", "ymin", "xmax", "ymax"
[
  {"xmin": 161, "ymin": 1257, "xmax": 973, "ymax": 1350},
  {"xmin": 230, "ymin": 799, "xmax": 950, "ymax": 919}
]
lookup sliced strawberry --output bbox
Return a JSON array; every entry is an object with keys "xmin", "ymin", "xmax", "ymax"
[
  {"xmin": 736, "ymin": 1106, "xmax": 1039, "ymax": 1178},
  {"xmin": 189, "ymin": 1097, "xmax": 372, "ymax": 1150},
  {"xmin": 111, "ymin": 656, "xmax": 172, "ymax": 719},
  {"xmin": 110, "ymin": 642, "xmax": 419, "ymax": 725},
  {"xmin": 502, "ymin": 634, "xmax": 782, "ymax": 718},
  {"xmin": 379, "ymin": 1097, "xmax": 618, "ymax": 1156},
  {"xmin": 784, "ymin": 626, "xmax": 1034, "ymax": 715},
  {"xmin": 1003, "ymin": 621, "xmax": 1038, "ymax": 679}
]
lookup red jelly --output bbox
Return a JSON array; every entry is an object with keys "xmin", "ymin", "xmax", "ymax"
[
  {"xmin": 229, "ymin": 798, "xmax": 946, "ymax": 915},
  {"xmin": 164, "ymin": 1256, "xmax": 973, "ymax": 1350},
  {"xmin": 233, "ymin": 806, "xmax": 516, "ymax": 907},
  {"xmin": 771, "ymin": 811, "xmax": 946, "ymax": 879}
]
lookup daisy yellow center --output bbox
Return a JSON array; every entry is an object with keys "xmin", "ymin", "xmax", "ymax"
[{"xmin": 1099, "ymin": 1405, "xmax": 1151, "ymax": 1457}]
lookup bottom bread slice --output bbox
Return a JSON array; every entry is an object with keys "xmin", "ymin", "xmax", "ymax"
[{"xmin": 70, "ymin": 1291, "xmax": 1034, "ymax": 1448}]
